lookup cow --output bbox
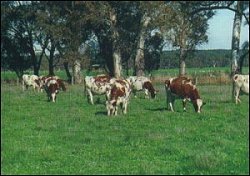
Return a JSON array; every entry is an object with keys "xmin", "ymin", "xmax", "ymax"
[
  {"xmin": 127, "ymin": 76, "xmax": 157, "ymax": 99},
  {"xmin": 22, "ymin": 74, "xmax": 41, "ymax": 92},
  {"xmin": 106, "ymin": 78, "xmax": 131, "ymax": 116},
  {"xmin": 84, "ymin": 75, "xmax": 111, "ymax": 105},
  {"xmin": 165, "ymin": 76, "xmax": 206, "ymax": 113},
  {"xmin": 232, "ymin": 74, "xmax": 249, "ymax": 104},
  {"xmin": 39, "ymin": 75, "xmax": 65, "ymax": 93},
  {"xmin": 44, "ymin": 76, "xmax": 66, "ymax": 102}
]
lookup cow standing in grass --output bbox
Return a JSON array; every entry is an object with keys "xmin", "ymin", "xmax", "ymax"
[
  {"xmin": 84, "ymin": 75, "xmax": 111, "ymax": 105},
  {"xmin": 43, "ymin": 76, "xmax": 66, "ymax": 102},
  {"xmin": 106, "ymin": 78, "xmax": 131, "ymax": 116},
  {"xmin": 127, "ymin": 76, "xmax": 157, "ymax": 99},
  {"xmin": 22, "ymin": 74, "xmax": 41, "ymax": 92},
  {"xmin": 232, "ymin": 74, "xmax": 249, "ymax": 104},
  {"xmin": 165, "ymin": 76, "xmax": 205, "ymax": 113}
]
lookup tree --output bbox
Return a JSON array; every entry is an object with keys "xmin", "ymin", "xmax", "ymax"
[
  {"xmin": 145, "ymin": 32, "xmax": 164, "ymax": 73},
  {"xmin": 1, "ymin": 1, "xmax": 48, "ymax": 76},
  {"xmin": 165, "ymin": 2, "xmax": 214, "ymax": 76},
  {"xmin": 189, "ymin": 1, "xmax": 249, "ymax": 75},
  {"xmin": 133, "ymin": 2, "xmax": 167, "ymax": 76}
]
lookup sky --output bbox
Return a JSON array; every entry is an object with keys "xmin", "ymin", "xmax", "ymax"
[{"xmin": 198, "ymin": 9, "xmax": 249, "ymax": 50}]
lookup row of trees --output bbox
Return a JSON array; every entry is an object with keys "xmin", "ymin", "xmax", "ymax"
[{"xmin": 1, "ymin": 1, "xmax": 249, "ymax": 83}]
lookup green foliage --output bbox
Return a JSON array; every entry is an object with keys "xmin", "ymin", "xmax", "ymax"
[
  {"xmin": 160, "ymin": 49, "xmax": 249, "ymax": 69},
  {"xmin": 1, "ymin": 83, "xmax": 249, "ymax": 174}
]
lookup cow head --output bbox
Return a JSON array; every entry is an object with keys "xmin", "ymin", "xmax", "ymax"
[
  {"xmin": 57, "ymin": 79, "xmax": 66, "ymax": 91},
  {"xmin": 193, "ymin": 99, "xmax": 206, "ymax": 113},
  {"xmin": 143, "ymin": 81, "xmax": 157, "ymax": 99}
]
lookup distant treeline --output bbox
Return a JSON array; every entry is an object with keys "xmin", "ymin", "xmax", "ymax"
[
  {"xmin": 159, "ymin": 49, "xmax": 249, "ymax": 69},
  {"xmin": 35, "ymin": 49, "xmax": 249, "ymax": 72}
]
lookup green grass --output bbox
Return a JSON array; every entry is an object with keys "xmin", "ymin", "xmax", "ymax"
[{"xmin": 1, "ymin": 82, "xmax": 249, "ymax": 174}]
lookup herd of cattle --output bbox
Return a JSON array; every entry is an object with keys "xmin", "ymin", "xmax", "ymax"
[{"xmin": 22, "ymin": 73, "xmax": 249, "ymax": 116}]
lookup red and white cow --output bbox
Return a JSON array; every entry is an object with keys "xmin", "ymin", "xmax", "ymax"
[
  {"xmin": 84, "ymin": 75, "xmax": 111, "ymax": 105},
  {"xmin": 232, "ymin": 74, "xmax": 249, "ymax": 104},
  {"xmin": 22, "ymin": 74, "xmax": 41, "ymax": 92},
  {"xmin": 127, "ymin": 76, "xmax": 157, "ymax": 99},
  {"xmin": 165, "ymin": 76, "xmax": 205, "ymax": 113},
  {"xmin": 106, "ymin": 78, "xmax": 131, "ymax": 116},
  {"xmin": 39, "ymin": 75, "xmax": 61, "ymax": 92},
  {"xmin": 43, "ymin": 76, "xmax": 66, "ymax": 102}
]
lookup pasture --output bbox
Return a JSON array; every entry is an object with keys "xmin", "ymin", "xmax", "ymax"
[{"xmin": 1, "ymin": 78, "xmax": 249, "ymax": 174}]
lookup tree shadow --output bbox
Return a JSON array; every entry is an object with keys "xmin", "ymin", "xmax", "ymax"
[{"xmin": 145, "ymin": 107, "xmax": 167, "ymax": 112}]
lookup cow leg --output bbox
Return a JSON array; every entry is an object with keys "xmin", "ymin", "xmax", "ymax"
[
  {"xmin": 114, "ymin": 106, "xmax": 118, "ymax": 116},
  {"xmin": 122, "ymin": 101, "xmax": 128, "ymax": 114},
  {"xmin": 168, "ymin": 97, "xmax": 175, "ymax": 112},
  {"xmin": 133, "ymin": 90, "xmax": 137, "ymax": 98},
  {"xmin": 234, "ymin": 87, "xmax": 241, "ymax": 104},
  {"xmin": 51, "ymin": 93, "xmax": 56, "ymax": 102},
  {"xmin": 182, "ymin": 99, "xmax": 188, "ymax": 112},
  {"xmin": 166, "ymin": 93, "xmax": 175, "ymax": 112},
  {"xmin": 169, "ymin": 101, "xmax": 175, "ymax": 112},
  {"xmin": 87, "ymin": 89, "xmax": 94, "ymax": 105},
  {"xmin": 144, "ymin": 89, "xmax": 149, "ymax": 99},
  {"xmin": 48, "ymin": 94, "xmax": 51, "ymax": 102},
  {"xmin": 22, "ymin": 81, "xmax": 25, "ymax": 91}
]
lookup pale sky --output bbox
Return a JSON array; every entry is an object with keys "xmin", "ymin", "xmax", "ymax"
[{"xmin": 199, "ymin": 9, "xmax": 249, "ymax": 50}]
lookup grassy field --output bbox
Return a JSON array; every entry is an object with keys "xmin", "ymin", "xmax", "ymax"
[{"xmin": 1, "ymin": 81, "xmax": 249, "ymax": 174}]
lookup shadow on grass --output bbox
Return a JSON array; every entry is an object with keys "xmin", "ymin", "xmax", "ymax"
[
  {"xmin": 145, "ymin": 107, "xmax": 167, "ymax": 112},
  {"xmin": 95, "ymin": 111, "xmax": 107, "ymax": 116}
]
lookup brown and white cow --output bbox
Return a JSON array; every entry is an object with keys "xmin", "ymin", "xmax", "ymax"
[
  {"xmin": 165, "ymin": 76, "xmax": 205, "ymax": 113},
  {"xmin": 232, "ymin": 74, "xmax": 249, "ymax": 104},
  {"xmin": 127, "ymin": 76, "xmax": 157, "ymax": 99},
  {"xmin": 84, "ymin": 75, "xmax": 111, "ymax": 105},
  {"xmin": 106, "ymin": 78, "xmax": 131, "ymax": 116},
  {"xmin": 22, "ymin": 74, "xmax": 41, "ymax": 92},
  {"xmin": 44, "ymin": 76, "xmax": 66, "ymax": 102},
  {"xmin": 39, "ymin": 75, "xmax": 62, "ymax": 92}
]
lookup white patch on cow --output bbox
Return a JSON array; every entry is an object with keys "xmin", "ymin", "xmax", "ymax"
[
  {"xmin": 196, "ymin": 99, "xmax": 203, "ymax": 113},
  {"xmin": 47, "ymin": 80, "xmax": 57, "ymax": 87}
]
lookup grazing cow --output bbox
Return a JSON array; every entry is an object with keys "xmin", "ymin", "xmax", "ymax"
[
  {"xmin": 106, "ymin": 78, "xmax": 131, "ymax": 116},
  {"xmin": 127, "ymin": 76, "xmax": 157, "ymax": 99},
  {"xmin": 22, "ymin": 74, "xmax": 41, "ymax": 92},
  {"xmin": 44, "ymin": 76, "xmax": 66, "ymax": 102},
  {"xmin": 39, "ymin": 75, "xmax": 65, "ymax": 92},
  {"xmin": 165, "ymin": 76, "xmax": 205, "ymax": 113},
  {"xmin": 84, "ymin": 75, "xmax": 111, "ymax": 105},
  {"xmin": 232, "ymin": 74, "xmax": 249, "ymax": 104}
]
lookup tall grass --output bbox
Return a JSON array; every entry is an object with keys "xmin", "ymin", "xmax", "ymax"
[{"xmin": 1, "ymin": 82, "xmax": 249, "ymax": 174}]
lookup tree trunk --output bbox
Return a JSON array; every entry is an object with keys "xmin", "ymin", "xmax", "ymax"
[
  {"xmin": 179, "ymin": 47, "xmax": 186, "ymax": 76},
  {"xmin": 63, "ymin": 61, "xmax": 72, "ymax": 83},
  {"xmin": 135, "ymin": 15, "xmax": 151, "ymax": 76},
  {"xmin": 231, "ymin": 1, "xmax": 243, "ymax": 76},
  {"xmin": 28, "ymin": 30, "xmax": 40, "ymax": 76},
  {"xmin": 110, "ymin": 10, "xmax": 122, "ymax": 78},
  {"xmin": 73, "ymin": 59, "xmax": 82, "ymax": 84},
  {"xmin": 231, "ymin": 1, "xmax": 243, "ymax": 101},
  {"xmin": 48, "ymin": 41, "xmax": 55, "ymax": 76},
  {"xmin": 113, "ymin": 49, "xmax": 122, "ymax": 78}
]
